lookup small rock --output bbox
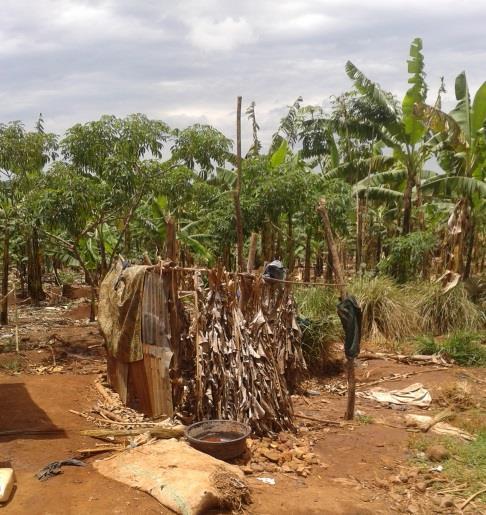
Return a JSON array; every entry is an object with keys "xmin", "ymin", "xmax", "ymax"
[
  {"xmin": 280, "ymin": 451, "xmax": 293, "ymax": 463},
  {"xmin": 399, "ymin": 474, "xmax": 409, "ymax": 484},
  {"xmin": 375, "ymin": 479, "xmax": 389, "ymax": 490},
  {"xmin": 264, "ymin": 463, "xmax": 277, "ymax": 473},
  {"xmin": 293, "ymin": 448, "xmax": 305, "ymax": 459},
  {"xmin": 240, "ymin": 465, "xmax": 253, "ymax": 475},
  {"xmin": 441, "ymin": 496, "xmax": 454, "ymax": 508},
  {"xmin": 251, "ymin": 463, "xmax": 264, "ymax": 473},
  {"xmin": 415, "ymin": 481, "xmax": 427, "ymax": 493},
  {"xmin": 261, "ymin": 449, "xmax": 281, "ymax": 463},
  {"xmin": 287, "ymin": 460, "xmax": 301, "ymax": 471},
  {"xmin": 426, "ymin": 445, "xmax": 450, "ymax": 462},
  {"xmin": 431, "ymin": 496, "xmax": 442, "ymax": 507},
  {"xmin": 390, "ymin": 475, "xmax": 402, "ymax": 484}
]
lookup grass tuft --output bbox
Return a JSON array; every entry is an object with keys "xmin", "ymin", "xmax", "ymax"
[
  {"xmin": 409, "ymin": 431, "xmax": 486, "ymax": 503},
  {"xmin": 350, "ymin": 275, "xmax": 419, "ymax": 345},
  {"xmin": 294, "ymin": 286, "xmax": 342, "ymax": 372},
  {"xmin": 416, "ymin": 282, "xmax": 485, "ymax": 335},
  {"xmin": 415, "ymin": 331, "xmax": 486, "ymax": 366}
]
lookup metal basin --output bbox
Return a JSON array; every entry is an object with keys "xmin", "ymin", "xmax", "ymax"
[{"xmin": 185, "ymin": 419, "xmax": 251, "ymax": 460}]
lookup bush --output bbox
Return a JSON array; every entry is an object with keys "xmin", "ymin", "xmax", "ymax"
[
  {"xmin": 294, "ymin": 286, "xmax": 342, "ymax": 372},
  {"xmin": 378, "ymin": 231, "xmax": 436, "ymax": 283},
  {"xmin": 417, "ymin": 281, "xmax": 485, "ymax": 335},
  {"xmin": 415, "ymin": 331, "xmax": 486, "ymax": 366},
  {"xmin": 349, "ymin": 275, "xmax": 420, "ymax": 344}
]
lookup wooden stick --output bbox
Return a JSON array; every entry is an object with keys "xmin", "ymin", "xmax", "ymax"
[
  {"xmin": 344, "ymin": 357, "xmax": 356, "ymax": 420},
  {"xmin": 295, "ymin": 413, "xmax": 342, "ymax": 426},
  {"xmin": 13, "ymin": 281, "xmax": 19, "ymax": 353},
  {"xmin": 234, "ymin": 95, "xmax": 244, "ymax": 272},
  {"xmin": 422, "ymin": 408, "xmax": 454, "ymax": 432},
  {"xmin": 317, "ymin": 197, "xmax": 356, "ymax": 421},
  {"xmin": 357, "ymin": 368, "xmax": 449, "ymax": 389},
  {"xmin": 94, "ymin": 381, "xmax": 116, "ymax": 405},
  {"xmin": 460, "ymin": 487, "xmax": 486, "ymax": 510},
  {"xmin": 96, "ymin": 407, "xmax": 125, "ymax": 423},
  {"xmin": 81, "ymin": 426, "xmax": 185, "ymax": 439},
  {"xmin": 317, "ymin": 199, "xmax": 346, "ymax": 298},
  {"xmin": 76, "ymin": 445, "xmax": 125, "ymax": 455}
]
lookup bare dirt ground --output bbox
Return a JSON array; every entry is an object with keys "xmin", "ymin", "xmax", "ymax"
[{"xmin": 1, "ymin": 294, "xmax": 485, "ymax": 514}]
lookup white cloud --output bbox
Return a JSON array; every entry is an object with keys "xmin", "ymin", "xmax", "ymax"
[
  {"xmin": 0, "ymin": 0, "xmax": 485, "ymax": 153},
  {"xmin": 187, "ymin": 17, "xmax": 255, "ymax": 51}
]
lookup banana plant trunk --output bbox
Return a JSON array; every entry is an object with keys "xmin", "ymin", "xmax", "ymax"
[
  {"xmin": 325, "ymin": 249, "xmax": 333, "ymax": 283},
  {"xmin": 286, "ymin": 212, "xmax": 294, "ymax": 273},
  {"xmin": 355, "ymin": 195, "xmax": 364, "ymax": 272},
  {"xmin": 315, "ymin": 245, "xmax": 323, "ymax": 278},
  {"xmin": 453, "ymin": 197, "xmax": 470, "ymax": 276},
  {"xmin": 463, "ymin": 208, "xmax": 474, "ymax": 280},
  {"xmin": 402, "ymin": 172, "xmax": 415, "ymax": 235},
  {"xmin": 27, "ymin": 227, "xmax": 45, "ymax": 306},
  {"xmin": 303, "ymin": 229, "xmax": 312, "ymax": 282},
  {"xmin": 1, "ymin": 226, "xmax": 9, "ymax": 325},
  {"xmin": 246, "ymin": 232, "xmax": 258, "ymax": 273}
]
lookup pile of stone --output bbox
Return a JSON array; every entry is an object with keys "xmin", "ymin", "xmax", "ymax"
[{"xmin": 240, "ymin": 433, "xmax": 323, "ymax": 478}]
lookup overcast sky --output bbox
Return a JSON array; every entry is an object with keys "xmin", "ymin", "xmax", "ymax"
[{"xmin": 1, "ymin": 0, "xmax": 485, "ymax": 151}]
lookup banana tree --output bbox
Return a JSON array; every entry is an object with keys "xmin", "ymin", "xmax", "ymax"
[
  {"xmin": 416, "ymin": 72, "xmax": 486, "ymax": 276},
  {"xmin": 346, "ymin": 38, "xmax": 429, "ymax": 235}
]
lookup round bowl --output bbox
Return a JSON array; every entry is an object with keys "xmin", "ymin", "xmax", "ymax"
[{"xmin": 185, "ymin": 419, "xmax": 251, "ymax": 460}]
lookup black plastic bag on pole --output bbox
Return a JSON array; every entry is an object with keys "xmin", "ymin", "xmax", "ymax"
[{"xmin": 337, "ymin": 295, "xmax": 362, "ymax": 359}]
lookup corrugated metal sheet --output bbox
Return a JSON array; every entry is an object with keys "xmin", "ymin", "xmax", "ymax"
[
  {"xmin": 135, "ymin": 271, "xmax": 173, "ymax": 417},
  {"xmin": 141, "ymin": 271, "xmax": 170, "ymax": 349}
]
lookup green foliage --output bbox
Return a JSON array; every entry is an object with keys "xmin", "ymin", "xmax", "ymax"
[
  {"xmin": 415, "ymin": 332, "xmax": 486, "ymax": 366},
  {"xmin": 0, "ymin": 356, "xmax": 22, "ymax": 373},
  {"xmin": 409, "ymin": 431, "xmax": 486, "ymax": 501},
  {"xmin": 356, "ymin": 414, "xmax": 374, "ymax": 425},
  {"xmin": 417, "ymin": 282, "xmax": 485, "ymax": 334},
  {"xmin": 402, "ymin": 38, "xmax": 427, "ymax": 144},
  {"xmin": 378, "ymin": 231, "xmax": 436, "ymax": 282},
  {"xmin": 350, "ymin": 275, "xmax": 419, "ymax": 344},
  {"xmin": 442, "ymin": 431, "xmax": 486, "ymax": 496},
  {"xmin": 294, "ymin": 286, "xmax": 341, "ymax": 370},
  {"xmin": 170, "ymin": 124, "xmax": 232, "ymax": 179}
]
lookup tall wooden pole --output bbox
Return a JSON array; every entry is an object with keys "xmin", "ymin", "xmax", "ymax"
[
  {"xmin": 234, "ymin": 96, "xmax": 244, "ymax": 272},
  {"xmin": 1, "ymin": 228, "xmax": 10, "ymax": 325},
  {"xmin": 317, "ymin": 198, "xmax": 356, "ymax": 421}
]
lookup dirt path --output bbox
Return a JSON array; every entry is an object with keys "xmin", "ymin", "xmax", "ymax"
[
  {"xmin": 0, "ymin": 374, "xmax": 166, "ymax": 514},
  {"xmin": 0, "ymin": 301, "xmax": 485, "ymax": 514}
]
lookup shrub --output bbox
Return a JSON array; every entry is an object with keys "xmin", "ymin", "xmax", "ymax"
[
  {"xmin": 378, "ymin": 231, "xmax": 436, "ymax": 283},
  {"xmin": 349, "ymin": 275, "xmax": 420, "ymax": 344},
  {"xmin": 417, "ymin": 282, "xmax": 485, "ymax": 335},
  {"xmin": 294, "ymin": 286, "xmax": 342, "ymax": 372},
  {"xmin": 415, "ymin": 331, "xmax": 486, "ymax": 366}
]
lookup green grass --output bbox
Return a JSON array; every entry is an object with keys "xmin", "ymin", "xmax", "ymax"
[
  {"xmin": 294, "ymin": 286, "xmax": 342, "ymax": 371},
  {"xmin": 0, "ymin": 356, "xmax": 23, "ymax": 373},
  {"xmin": 356, "ymin": 414, "xmax": 374, "ymax": 425},
  {"xmin": 415, "ymin": 331, "xmax": 486, "ymax": 366},
  {"xmin": 409, "ymin": 431, "xmax": 486, "ymax": 503},
  {"xmin": 349, "ymin": 275, "xmax": 419, "ymax": 345},
  {"xmin": 416, "ymin": 281, "xmax": 485, "ymax": 335}
]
